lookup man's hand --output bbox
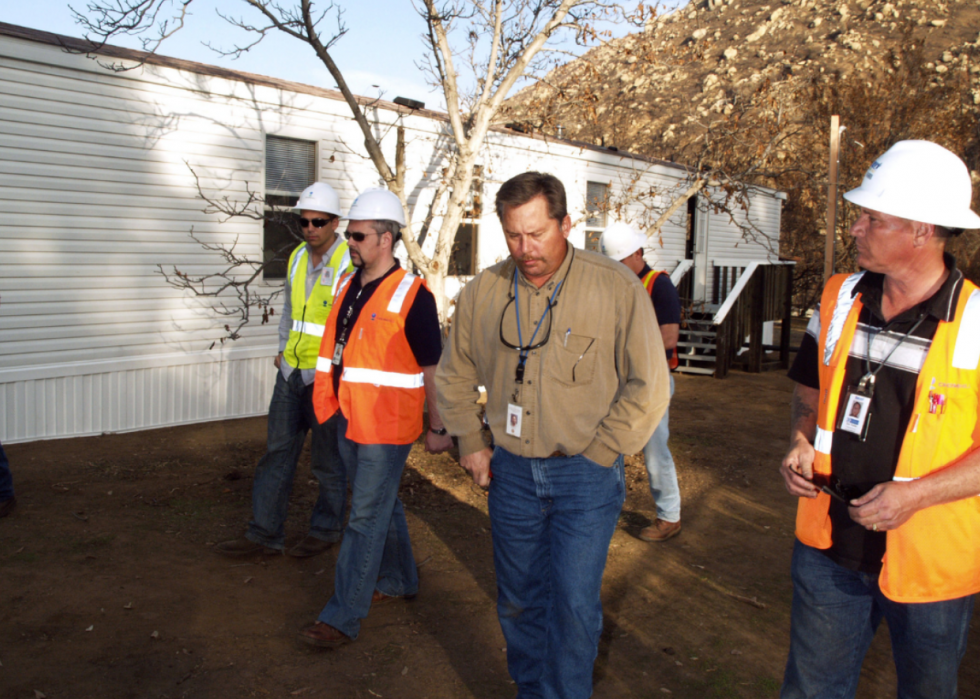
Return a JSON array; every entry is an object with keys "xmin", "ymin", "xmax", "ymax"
[
  {"xmin": 461, "ymin": 447, "xmax": 493, "ymax": 488},
  {"xmin": 425, "ymin": 430, "xmax": 454, "ymax": 454},
  {"xmin": 274, "ymin": 353, "xmax": 283, "ymax": 369},
  {"xmin": 849, "ymin": 481, "xmax": 919, "ymax": 532},
  {"xmin": 780, "ymin": 436, "xmax": 819, "ymax": 498}
]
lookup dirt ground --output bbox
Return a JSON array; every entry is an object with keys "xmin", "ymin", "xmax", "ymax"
[{"xmin": 3, "ymin": 368, "xmax": 979, "ymax": 699}]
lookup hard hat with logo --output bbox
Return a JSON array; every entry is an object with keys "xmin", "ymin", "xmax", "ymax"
[
  {"xmin": 293, "ymin": 182, "xmax": 342, "ymax": 217},
  {"xmin": 843, "ymin": 140, "xmax": 980, "ymax": 230},
  {"xmin": 343, "ymin": 188, "xmax": 406, "ymax": 226},
  {"xmin": 599, "ymin": 222, "xmax": 648, "ymax": 261}
]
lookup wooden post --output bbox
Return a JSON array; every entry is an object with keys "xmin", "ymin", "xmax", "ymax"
[
  {"xmin": 747, "ymin": 270, "xmax": 765, "ymax": 372},
  {"xmin": 824, "ymin": 115, "xmax": 841, "ymax": 282},
  {"xmin": 780, "ymin": 265, "xmax": 794, "ymax": 369}
]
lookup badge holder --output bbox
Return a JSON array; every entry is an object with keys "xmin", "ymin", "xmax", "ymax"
[
  {"xmin": 331, "ymin": 341, "xmax": 345, "ymax": 366},
  {"xmin": 837, "ymin": 373, "xmax": 874, "ymax": 441}
]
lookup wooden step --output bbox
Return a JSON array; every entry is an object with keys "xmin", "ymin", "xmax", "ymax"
[{"xmin": 675, "ymin": 365, "xmax": 716, "ymax": 375}]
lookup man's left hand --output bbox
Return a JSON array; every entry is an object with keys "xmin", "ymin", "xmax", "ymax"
[
  {"xmin": 425, "ymin": 430, "xmax": 454, "ymax": 454},
  {"xmin": 849, "ymin": 481, "xmax": 920, "ymax": 532}
]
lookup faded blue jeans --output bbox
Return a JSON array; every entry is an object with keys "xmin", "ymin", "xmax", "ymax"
[
  {"xmin": 317, "ymin": 415, "xmax": 417, "ymax": 639},
  {"xmin": 781, "ymin": 540, "xmax": 974, "ymax": 699},
  {"xmin": 246, "ymin": 371, "xmax": 347, "ymax": 550},
  {"xmin": 0, "ymin": 441, "xmax": 13, "ymax": 502},
  {"xmin": 642, "ymin": 373, "xmax": 680, "ymax": 523},
  {"xmin": 488, "ymin": 447, "xmax": 626, "ymax": 699}
]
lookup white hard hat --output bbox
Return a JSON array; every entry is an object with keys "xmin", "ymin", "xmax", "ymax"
[
  {"xmin": 293, "ymin": 182, "xmax": 342, "ymax": 217},
  {"xmin": 599, "ymin": 222, "xmax": 648, "ymax": 261},
  {"xmin": 843, "ymin": 140, "xmax": 980, "ymax": 230},
  {"xmin": 343, "ymin": 188, "xmax": 406, "ymax": 226}
]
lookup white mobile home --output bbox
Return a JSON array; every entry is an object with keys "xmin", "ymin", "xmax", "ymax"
[{"xmin": 0, "ymin": 22, "xmax": 785, "ymax": 443}]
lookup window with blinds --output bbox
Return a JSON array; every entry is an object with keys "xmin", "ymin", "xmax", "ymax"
[
  {"xmin": 584, "ymin": 181, "xmax": 609, "ymax": 252},
  {"xmin": 264, "ymin": 136, "xmax": 316, "ymax": 279}
]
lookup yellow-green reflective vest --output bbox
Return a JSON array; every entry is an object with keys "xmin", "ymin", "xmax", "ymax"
[{"xmin": 283, "ymin": 241, "xmax": 352, "ymax": 370}]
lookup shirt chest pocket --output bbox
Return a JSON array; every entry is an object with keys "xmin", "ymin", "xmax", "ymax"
[{"xmin": 549, "ymin": 333, "xmax": 597, "ymax": 387}]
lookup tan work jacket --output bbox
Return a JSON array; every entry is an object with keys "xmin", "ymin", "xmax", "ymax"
[{"xmin": 436, "ymin": 242, "xmax": 670, "ymax": 466}]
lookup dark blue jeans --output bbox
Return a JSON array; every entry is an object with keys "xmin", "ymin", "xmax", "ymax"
[
  {"xmin": 781, "ymin": 540, "xmax": 974, "ymax": 699},
  {"xmin": 0, "ymin": 441, "xmax": 13, "ymax": 502},
  {"xmin": 246, "ymin": 371, "xmax": 347, "ymax": 550},
  {"xmin": 488, "ymin": 447, "xmax": 625, "ymax": 699},
  {"xmin": 317, "ymin": 415, "xmax": 417, "ymax": 639}
]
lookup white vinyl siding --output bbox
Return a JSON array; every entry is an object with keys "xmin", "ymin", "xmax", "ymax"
[{"xmin": 0, "ymin": 26, "xmax": 784, "ymax": 443}]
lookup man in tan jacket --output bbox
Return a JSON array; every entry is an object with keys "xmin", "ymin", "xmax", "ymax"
[{"xmin": 436, "ymin": 172, "xmax": 669, "ymax": 699}]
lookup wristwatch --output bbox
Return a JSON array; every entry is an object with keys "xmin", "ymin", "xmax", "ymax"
[{"xmin": 429, "ymin": 426, "xmax": 449, "ymax": 436}]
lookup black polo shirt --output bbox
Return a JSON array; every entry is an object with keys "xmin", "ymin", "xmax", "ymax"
[
  {"xmin": 788, "ymin": 255, "xmax": 965, "ymax": 573},
  {"xmin": 640, "ymin": 264, "xmax": 681, "ymax": 362},
  {"xmin": 331, "ymin": 261, "xmax": 442, "ymax": 394}
]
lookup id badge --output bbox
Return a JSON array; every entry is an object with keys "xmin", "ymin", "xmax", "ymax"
[
  {"xmin": 838, "ymin": 386, "xmax": 872, "ymax": 441},
  {"xmin": 320, "ymin": 267, "xmax": 334, "ymax": 288},
  {"xmin": 331, "ymin": 341, "xmax": 345, "ymax": 366},
  {"xmin": 506, "ymin": 403, "xmax": 522, "ymax": 438}
]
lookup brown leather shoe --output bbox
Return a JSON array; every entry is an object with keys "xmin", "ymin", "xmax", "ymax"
[
  {"xmin": 288, "ymin": 535, "xmax": 335, "ymax": 558},
  {"xmin": 371, "ymin": 589, "xmax": 418, "ymax": 604},
  {"xmin": 0, "ymin": 496, "xmax": 15, "ymax": 519},
  {"xmin": 214, "ymin": 536, "xmax": 280, "ymax": 557},
  {"xmin": 639, "ymin": 519, "xmax": 682, "ymax": 542},
  {"xmin": 298, "ymin": 621, "xmax": 351, "ymax": 648}
]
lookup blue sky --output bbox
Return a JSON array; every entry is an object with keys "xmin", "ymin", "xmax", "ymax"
[{"xmin": 3, "ymin": 1, "xmax": 663, "ymax": 111}]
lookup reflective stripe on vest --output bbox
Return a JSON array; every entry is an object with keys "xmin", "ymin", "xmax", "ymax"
[
  {"xmin": 283, "ymin": 241, "xmax": 351, "ymax": 370},
  {"xmin": 342, "ymin": 367, "xmax": 424, "ymax": 389},
  {"xmin": 291, "ymin": 319, "xmax": 325, "ymax": 338},
  {"xmin": 797, "ymin": 272, "xmax": 980, "ymax": 602}
]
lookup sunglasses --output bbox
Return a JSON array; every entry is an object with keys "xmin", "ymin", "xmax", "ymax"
[
  {"xmin": 344, "ymin": 230, "xmax": 382, "ymax": 242},
  {"xmin": 299, "ymin": 217, "xmax": 337, "ymax": 229}
]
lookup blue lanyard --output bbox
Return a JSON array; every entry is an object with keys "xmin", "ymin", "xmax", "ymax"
[{"xmin": 514, "ymin": 268, "xmax": 563, "ymax": 382}]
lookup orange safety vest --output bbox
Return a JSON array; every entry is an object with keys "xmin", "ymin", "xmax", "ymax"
[
  {"xmin": 312, "ymin": 268, "xmax": 427, "ymax": 445},
  {"xmin": 796, "ymin": 271, "xmax": 980, "ymax": 602},
  {"xmin": 642, "ymin": 270, "xmax": 679, "ymax": 370}
]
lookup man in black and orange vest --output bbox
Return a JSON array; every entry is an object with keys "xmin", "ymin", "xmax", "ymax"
[
  {"xmin": 780, "ymin": 141, "xmax": 980, "ymax": 697},
  {"xmin": 600, "ymin": 222, "xmax": 683, "ymax": 542},
  {"xmin": 298, "ymin": 188, "xmax": 452, "ymax": 648}
]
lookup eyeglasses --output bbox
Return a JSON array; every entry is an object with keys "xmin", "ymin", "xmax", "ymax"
[
  {"xmin": 299, "ymin": 217, "xmax": 337, "ymax": 229},
  {"xmin": 344, "ymin": 230, "xmax": 382, "ymax": 242}
]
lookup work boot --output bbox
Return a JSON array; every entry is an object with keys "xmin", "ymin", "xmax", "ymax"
[
  {"xmin": 214, "ymin": 536, "xmax": 280, "ymax": 557},
  {"xmin": 288, "ymin": 535, "xmax": 336, "ymax": 558},
  {"xmin": 639, "ymin": 518, "xmax": 682, "ymax": 542}
]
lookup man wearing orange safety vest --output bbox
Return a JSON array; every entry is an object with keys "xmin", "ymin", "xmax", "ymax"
[
  {"xmin": 298, "ymin": 188, "xmax": 453, "ymax": 648},
  {"xmin": 600, "ymin": 222, "xmax": 684, "ymax": 542},
  {"xmin": 779, "ymin": 141, "xmax": 980, "ymax": 698},
  {"xmin": 216, "ymin": 182, "xmax": 352, "ymax": 559}
]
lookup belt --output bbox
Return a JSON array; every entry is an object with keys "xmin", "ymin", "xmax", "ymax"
[{"xmin": 548, "ymin": 450, "xmax": 568, "ymax": 458}]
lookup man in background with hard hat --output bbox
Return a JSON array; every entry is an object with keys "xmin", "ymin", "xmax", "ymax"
[
  {"xmin": 436, "ymin": 172, "xmax": 668, "ymax": 698},
  {"xmin": 779, "ymin": 140, "xmax": 980, "ymax": 697},
  {"xmin": 600, "ymin": 222, "xmax": 684, "ymax": 542},
  {"xmin": 216, "ymin": 182, "xmax": 352, "ymax": 558},
  {"xmin": 299, "ymin": 188, "xmax": 452, "ymax": 648}
]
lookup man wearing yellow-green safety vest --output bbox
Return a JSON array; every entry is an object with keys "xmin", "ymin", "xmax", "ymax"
[
  {"xmin": 779, "ymin": 141, "xmax": 980, "ymax": 698},
  {"xmin": 216, "ymin": 182, "xmax": 353, "ymax": 559}
]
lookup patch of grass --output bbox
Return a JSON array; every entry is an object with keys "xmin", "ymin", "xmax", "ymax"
[
  {"xmin": 69, "ymin": 534, "xmax": 115, "ymax": 552},
  {"xmin": 10, "ymin": 552, "xmax": 39, "ymax": 563},
  {"xmin": 709, "ymin": 668, "xmax": 739, "ymax": 698},
  {"xmin": 167, "ymin": 497, "xmax": 221, "ymax": 521},
  {"xmin": 756, "ymin": 676, "xmax": 781, "ymax": 696}
]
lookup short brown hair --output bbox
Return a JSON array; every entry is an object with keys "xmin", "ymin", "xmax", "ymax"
[{"xmin": 495, "ymin": 171, "xmax": 568, "ymax": 223}]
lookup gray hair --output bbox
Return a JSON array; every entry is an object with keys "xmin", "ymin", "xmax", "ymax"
[{"xmin": 369, "ymin": 219, "xmax": 403, "ymax": 244}]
